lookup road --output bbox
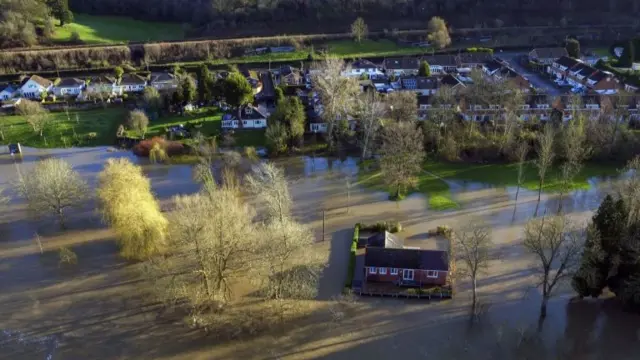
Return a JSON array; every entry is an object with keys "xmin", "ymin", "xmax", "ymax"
[{"xmin": 498, "ymin": 51, "xmax": 563, "ymax": 96}]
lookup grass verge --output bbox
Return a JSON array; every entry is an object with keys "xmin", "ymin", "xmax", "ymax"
[{"xmin": 51, "ymin": 14, "xmax": 185, "ymax": 44}]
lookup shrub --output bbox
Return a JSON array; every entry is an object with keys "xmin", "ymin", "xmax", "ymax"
[
  {"xmin": 86, "ymin": 132, "xmax": 97, "ymax": 140},
  {"xmin": 358, "ymin": 221, "xmax": 402, "ymax": 234},
  {"xmin": 69, "ymin": 31, "xmax": 81, "ymax": 44},
  {"xmin": 58, "ymin": 247, "xmax": 78, "ymax": 266},
  {"xmin": 133, "ymin": 137, "xmax": 185, "ymax": 157}
]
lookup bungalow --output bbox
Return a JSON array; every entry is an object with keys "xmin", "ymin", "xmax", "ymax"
[
  {"xmin": 278, "ymin": 66, "xmax": 304, "ymax": 86},
  {"xmin": 364, "ymin": 247, "xmax": 449, "ymax": 287},
  {"xmin": 19, "ymin": 75, "xmax": 54, "ymax": 99},
  {"xmin": 118, "ymin": 74, "xmax": 147, "ymax": 93},
  {"xmin": 149, "ymin": 73, "xmax": 179, "ymax": 91},
  {"xmin": 383, "ymin": 57, "xmax": 420, "ymax": 76},
  {"xmin": 421, "ymin": 55, "xmax": 458, "ymax": 74},
  {"xmin": 86, "ymin": 75, "xmax": 120, "ymax": 96},
  {"xmin": 549, "ymin": 56, "xmax": 581, "ymax": 79},
  {"xmin": 344, "ymin": 59, "xmax": 383, "ymax": 77},
  {"xmin": 528, "ymin": 47, "xmax": 569, "ymax": 65},
  {"xmin": 372, "ymin": 77, "xmax": 390, "ymax": 92},
  {"xmin": 400, "ymin": 76, "xmax": 439, "ymax": 95},
  {"xmin": 0, "ymin": 85, "xmax": 16, "ymax": 100},
  {"xmin": 440, "ymin": 74, "xmax": 466, "ymax": 91},
  {"xmin": 221, "ymin": 105, "xmax": 268, "ymax": 129},
  {"xmin": 456, "ymin": 52, "xmax": 494, "ymax": 71},
  {"xmin": 54, "ymin": 78, "xmax": 86, "ymax": 97},
  {"xmin": 482, "ymin": 59, "xmax": 504, "ymax": 76}
]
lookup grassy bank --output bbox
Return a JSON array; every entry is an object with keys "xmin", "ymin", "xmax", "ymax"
[
  {"xmin": 0, "ymin": 107, "xmax": 127, "ymax": 148},
  {"xmin": 51, "ymin": 14, "xmax": 185, "ymax": 44},
  {"xmin": 424, "ymin": 161, "xmax": 621, "ymax": 192},
  {"xmin": 357, "ymin": 161, "xmax": 458, "ymax": 211}
]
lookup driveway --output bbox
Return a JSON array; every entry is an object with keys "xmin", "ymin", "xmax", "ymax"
[{"xmin": 498, "ymin": 52, "xmax": 563, "ymax": 96}]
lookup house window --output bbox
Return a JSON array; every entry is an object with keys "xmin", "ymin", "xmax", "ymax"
[
  {"xmin": 402, "ymin": 269, "xmax": 414, "ymax": 281},
  {"xmin": 379, "ymin": 267, "xmax": 387, "ymax": 275},
  {"xmin": 426, "ymin": 270, "xmax": 438, "ymax": 278},
  {"xmin": 390, "ymin": 268, "xmax": 399, "ymax": 275},
  {"xmin": 369, "ymin": 267, "xmax": 377, "ymax": 274},
  {"xmin": 245, "ymin": 108, "xmax": 253, "ymax": 115}
]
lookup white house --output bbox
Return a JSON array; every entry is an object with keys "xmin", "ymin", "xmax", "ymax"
[
  {"xmin": 222, "ymin": 105, "xmax": 268, "ymax": 129},
  {"xmin": 309, "ymin": 122, "xmax": 328, "ymax": 133},
  {"xmin": 86, "ymin": 75, "xmax": 120, "ymax": 97},
  {"xmin": 118, "ymin": 74, "xmax": 147, "ymax": 93},
  {"xmin": 400, "ymin": 76, "xmax": 439, "ymax": 95},
  {"xmin": 421, "ymin": 55, "xmax": 458, "ymax": 74},
  {"xmin": 149, "ymin": 72, "xmax": 179, "ymax": 91},
  {"xmin": 383, "ymin": 57, "xmax": 419, "ymax": 76},
  {"xmin": 343, "ymin": 59, "xmax": 383, "ymax": 77},
  {"xmin": 19, "ymin": 75, "xmax": 53, "ymax": 99},
  {"xmin": 0, "ymin": 85, "xmax": 16, "ymax": 100},
  {"xmin": 54, "ymin": 78, "xmax": 86, "ymax": 97}
]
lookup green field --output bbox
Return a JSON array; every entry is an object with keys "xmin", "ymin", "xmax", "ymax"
[
  {"xmin": 51, "ymin": 14, "xmax": 185, "ymax": 44},
  {"xmin": 0, "ymin": 107, "xmax": 127, "ymax": 148}
]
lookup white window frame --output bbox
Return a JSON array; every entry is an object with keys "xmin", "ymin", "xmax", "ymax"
[
  {"xmin": 379, "ymin": 267, "xmax": 387, "ymax": 275},
  {"xmin": 369, "ymin": 267, "xmax": 377, "ymax": 274},
  {"xmin": 390, "ymin": 268, "xmax": 399, "ymax": 275},
  {"xmin": 426, "ymin": 270, "xmax": 438, "ymax": 278},
  {"xmin": 402, "ymin": 269, "xmax": 414, "ymax": 281}
]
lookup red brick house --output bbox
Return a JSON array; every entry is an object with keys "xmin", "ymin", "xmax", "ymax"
[{"xmin": 364, "ymin": 247, "xmax": 449, "ymax": 287}]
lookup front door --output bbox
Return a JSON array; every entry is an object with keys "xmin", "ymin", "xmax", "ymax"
[{"xmin": 402, "ymin": 269, "xmax": 414, "ymax": 281}]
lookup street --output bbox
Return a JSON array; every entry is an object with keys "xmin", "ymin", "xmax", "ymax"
[{"xmin": 498, "ymin": 51, "xmax": 564, "ymax": 96}]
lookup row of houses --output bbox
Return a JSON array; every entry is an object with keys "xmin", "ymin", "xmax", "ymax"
[
  {"xmin": 548, "ymin": 55, "xmax": 618, "ymax": 94},
  {"xmin": 0, "ymin": 73, "xmax": 179, "ymax": 102}
]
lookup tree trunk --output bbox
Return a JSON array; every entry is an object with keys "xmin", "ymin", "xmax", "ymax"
[
  {"xmin": 57, "ymin": 208, "xmax": 66, "ymax": 229},
  {"xmin": 540, "ymin": 296, "xmax": 548, "ymax": 318},
  {"xmin": 537, "ymin": 176, "xmax": 543, "ymax": 203},
  {"xmin": 472, "ymin": 277, "xmax": 477, "ymax": 314}
]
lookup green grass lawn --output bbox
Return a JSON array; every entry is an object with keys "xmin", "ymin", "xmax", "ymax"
[
  {"xmin": 424, "ymin": 161, "xmax": 622, "ymax": 192},
  {"xmin": 357, "ymin": 161, "xmax": 458, "ymax": 211},
  {"xmin": 0, "ymin": 107, "xmax": 127, "ymax": 148},
  {"xmin": 51, "ymin": 14, "xmax": 185, "ymax": 44}
]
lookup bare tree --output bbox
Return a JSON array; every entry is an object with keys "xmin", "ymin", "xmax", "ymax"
[
  {"xmin": 313, "ymin": 58, "xmax": 359, "ymax": 150},
  {"xmin": 350, "ymin": 17, "xmax": 368, "ymax": 43},
  {"xmin": 16, "ymin": 99, "xmax": 49, "ymax": 137},
  {"xmin": 246, "ymin": 162, "xmax": 291, "ymax": 223},
  {"xmin": 454, "ymin": 224, "xmax": 492, "ymax": 315},
  {"xmin": 523, "ymin": 215, "xmax": 583, "ymax": 319},
  {"xmin": 15, "ymin": 158, "xmax": 88, "ymax": 229},
  {"xmin": 386, "ymin": 91, "xmax": 418, "ymax": 122},
  {"xmin": 427, "ymin": 16, "xmax": 452, "ymax": 49},
  {"xmin": 557, "ymin": 112, "xmax": 591, "ymax": 214},
  {"xmin": 514, "ymin": 141, "xmax": 529, "ymax": 207},
  {"xmin": 127, "ymin": 109, "xmax": 149, "ymax": 139},
  {"xmin": 379, "ymin": 121, "xmax": 425, "ymax": 200},
  {"xmin": 97, "ymin": 158, "xmax": 168, "ymax": 260},
  {"xmin": 356, "ymin": 91, "xmax": 385, "ymax": 159},
  {"xmin": 535, "ymin": 123, "xmax": 555, "ymax": 206}
]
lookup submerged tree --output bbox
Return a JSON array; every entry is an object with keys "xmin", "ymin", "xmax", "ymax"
[
  {"xmin": 246, "ymin": 162, "xmax": 292, "ymax": 223},
  {"xmin": 356, "ymin": 91, "xmax": 385, "ymax": 159},
  {"xmin": 15, "ymin": 158, "xmax": 88, "ymax": 229},
  {"xmin": 454, "ymin": 224, "xmax": 492, "ymax": 315},
  {"xmin": 379, "ymin": 121, "xmax": 425, "ymax": 200},
  {"xmin": 535, "ymin": 123, "xmax": 555, "ymax": 207},
  {"xmin": 97, "ymin": 158, "xmax": 168, "ymax": 260}
]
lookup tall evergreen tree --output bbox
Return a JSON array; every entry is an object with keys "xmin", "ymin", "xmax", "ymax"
[{"xmin": 197, "ymin": 64, "xmax": 213, "ymax": 103}]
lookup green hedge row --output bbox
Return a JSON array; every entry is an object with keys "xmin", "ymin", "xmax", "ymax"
[
  {"xmin": 344, "ymin": 224, "xmax": 359, "ymax": 288},
  {"xmin": 356, "ymin": 221, "xmax": 402, "ymax": 234}
]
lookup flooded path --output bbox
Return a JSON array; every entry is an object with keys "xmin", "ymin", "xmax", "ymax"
[{"xmin": 0, "ymin": 148, "xmax": 639, "ymax": 359}]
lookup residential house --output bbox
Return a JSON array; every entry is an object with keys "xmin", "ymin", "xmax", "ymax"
[
  {"xmin": 401, "ymin": 76, "xmax": 439, "ymax": 95},
  {"xmin": 278, "ymin": 66, "xmax": 304, "ymax": 86},
  {"xmin": 566, "ymin": 63, "xmax": 597, "ymax": 87},
  {"xmin": 421, "ymin": 55, "xmax": 458, "ymax": 74},
  {"xmin": 19, "ymin": 75, "xmax": 53, "ymax": 99},
  {"xmin": 221, "ymin": 105, "xmax": 268, "ymax": 129},
  {"xmin": 549, "ymin": 56, "xmax": 581, "ymax": 79},
  {"xmin": 344, "ymin": 59, "xmax": 383, "ymax": 77},
  {"xmin": 440, "ymin": 74, "xmax": 466, "ymax": 91},
  {"xmin": 528, "ymin": 47, "xmax": 569, "ymax": 65},
  {"xmin": 372, "ymin": 77, "xmax": 390, "ymax": 92},
  {"xmin": 255, "ymin": 72, "xmax": 276, "ymax": 104},
  {"xmin": 417, "ymin": 95, "xmax": 431, "ymax": 120},
  {"xmin": 86, "ymin": 75, "xmax": 120, "ymax": 97},
  {"xmin": 149, "ymin": 73, "xmax": 179, "ymax": 91},
  {"xmin": 383, "ymin": 57, "xmax": 420, "ymax": 76},
  {"xmin": 0, "ymin": 85, "xmax": 16, "ymax": 100},
  {"xmin": 118, "ymin": 74, "xmax": 147, "ymax": 93},
  {"xmin": 456, "ymin": 52, "xmax": 494, "ymax": 71},
  {"xmin": 482, "ymin": 59, "xmax": 504, "ymax": 76},
  {"xmin": 364, "ymin": 247, "xmax": 449, "ymax": 287},
  {"xmin": 54, "ymin": 78, "xmax": 86, "ymax": 97},
  {"xmin": 497, "ymin": 67, "xmax": 531, "ymax": 92},
  {"xmin": 585, "ymin": 71, "xmax": 619, "ymax": 94},
  {"xmin": 308, "ymin": 114, "xmax": 327, "ymax": 133},
  {"xmin": 364, "ymin": 231, "xmax": 404, "ymax": 248}
]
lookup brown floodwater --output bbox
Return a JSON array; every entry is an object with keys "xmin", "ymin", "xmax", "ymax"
[{"xmin": 0, "ymin": 147, "xmax": 639, "ymax": 360}]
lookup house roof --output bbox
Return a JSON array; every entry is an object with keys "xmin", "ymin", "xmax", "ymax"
[
  {"xmin": 440, "ymin": 74, "xmax": 464, "ymax": 88},
  {"xmin": 530, "ymin": 47, "xmax": 569, "ymax": 60},
  {"xmin": 225, "ymin": 105, "xmax": 268, "ymax": 120},
  {"xmin": 0, "ymin": 85, "xmax": 15, "ymax": 93},
  {"xmin": 555, "ymin": 56, "xmax": 581, "ymax": 69},
  {"xmin": 56, "ymin": 78, "xmax": 85, "ymax": 88},
  {"xmin": 89, "ymin": 75, "xmax": 116, "ymax": 84},
  {"xmin": 351, "ymin": 59, "xmax": 380, "ymax": 69},
  {"xmin": 484, "ymin": 59, "xmax": 503, "ymax": 73},
  {"xmin": 384, "ymin": 57, "xmax": 419, "ymax": 70},
  {"xmin": 149, "ymin": 72, "xmax": 176, "ymax": 83},
  {"xmin": 575, "ymin": 64, "xmax": 597, "ymax": 77},
  {"xmin": 417, "ymin": 95, "xmax": 431, "ymax": 105},
  {"xmin": 279, "ymin": 65, "xmax": 298, "ymax": 76},
  {"xmin": 26, "ymin": 75, "xmax": 53, "ymax": 88},
  {"xmin": 120, "ymin": 73, "xmax": 147, "ymax": 85},
  {"xmin": 401, "ymin": 76, "xmax": 439, "ymax": 90},
  {"xmin": 421, "ymin": 54, "xmax": 458, "ymax": 67},
  {"xmin": 457, "ymin": 52, "xmax": 494, "ymax": 65},
  {"xmin": 364, "ymin": 247, "xmax": 449, "ymax": 271},
  {"xmin": 366, "ymin": 231, "xmax": 404, "ymax": 248},
  {"xmin": 587, "ymin": 70, "xmax": 608, "ymax": 83}
]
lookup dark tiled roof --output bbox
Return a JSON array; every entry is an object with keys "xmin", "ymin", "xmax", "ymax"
[
  {"xmin": 384, "ymin": 57, "xmax": 419, "ymax": 70},
  {"xmin": 119, "ymin": 74, "xmax": 147, "ymax": 85},
  {"xmin": 530, "ymin": 47, "xmax": 569, "ymax": 60},
  {"xmin": 225, "ymin": 105, "xmax": 267, "ymax": 120},
  {"xmin": 149, "ymin": 72, "xmax": 176, "ymax": 83},
  {"xmin": 441, "ymin": 74, "xmax": 463, "ymax": 87},
  {"xmin": 56, "ymin": 78, "xmax": 85, "ymax": 87},
  {"xmin": 89, "ymin": 75, "xmax": 116, "ymax": 84},
  {"xmin": 555, "ymin": 56, "xmax": 580, "ymax": 69},
  {"xmin": 457, "ymin": 52, "xmax": 493, "ymax": 65},
  {"xmin": 417, "ymin": 95, "xmax": 431, "ymax": 105},
  {"xmin": 416, "ymin": 77, "xmax": 439, "ymax": 89},
  {"xmin": 587, "ymin": 71, "xmax": 607, "ymax": 83},
  {"xmin": 351, "ymin": 59, "xmax": 381, "ymax": 69},
  {"xmin": 498, "ymin": 67, "xmax": 520, "ymax": 78},
  {"xmin": 484, "ymin": 60, "xmax": 503, "ymax": 73},
  {"xmin": 421, "ymin": 54, "xmax": 457, "ymax": 67},
  {"xmin": 366, "ymin": 231, "xmax": 403, "ymax": 248},
  {"xmin": 365, "ymin": 247, "xmax": 449, "ymax": 271}
]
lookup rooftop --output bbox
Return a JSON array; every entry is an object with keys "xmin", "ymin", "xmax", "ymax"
[{"xmin": 364, "ymin": 247, "xmax": 449, "ymax": 271}]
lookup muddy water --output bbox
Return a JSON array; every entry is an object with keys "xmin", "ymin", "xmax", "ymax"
[{"xmin": 0, "ymin": 148, "xmax": 639, "ymax": 360}]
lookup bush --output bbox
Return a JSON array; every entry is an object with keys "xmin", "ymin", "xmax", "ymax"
[
  {"xmin": 357, "ymin": 221, "xmax": 402, "ymax": 234},
  {"xmin": 58, "ymin": 247, "xmax": 78, "ymax": 266},
  {"xmin": 133, "ymin": 137, "xmax": 185, "ymax": 157},
  {"xmin": 69, "ymin": 31, "xmax": 81, "ymax": 44}
]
